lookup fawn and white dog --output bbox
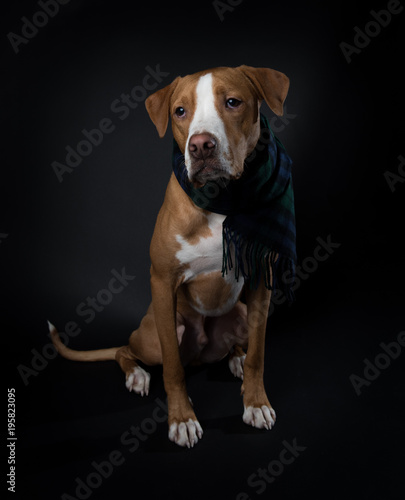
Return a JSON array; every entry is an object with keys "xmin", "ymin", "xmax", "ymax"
[{"xmin": 50, "ymin": 65, "xmax": 291, "ymax": 448}]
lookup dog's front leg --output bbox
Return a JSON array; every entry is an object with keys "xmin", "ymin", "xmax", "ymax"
[
  {"xmin": 150, "ymin": 274, "xmax": 203, "ymax": 447},
  {"xmin": 242, "ymin": 278, "xmax": 276, "ymax": 430}
]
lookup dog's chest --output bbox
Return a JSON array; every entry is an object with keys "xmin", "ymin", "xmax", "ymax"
[
  {"xmin": 175, "ymin": 212, "xmax": 243, "ymax": 316},
  {"xmin": 175, "ymin": 213, "xmax": 225, "ymax": 281}
]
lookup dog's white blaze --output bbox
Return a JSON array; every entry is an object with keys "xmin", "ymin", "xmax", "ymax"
[{"xmin": 185, "ymin": 73, "xmax": 231, "ymax": 172}]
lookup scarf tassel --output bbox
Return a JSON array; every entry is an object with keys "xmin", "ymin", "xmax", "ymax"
[{"xmin": 222, "ymin": 225, "xmax": 296, "ymax": 304}]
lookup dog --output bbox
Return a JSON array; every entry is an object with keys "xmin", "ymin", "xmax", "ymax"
[{"xmin": 50, "ymin": 65, "xmax": 294, "ymax": 448}]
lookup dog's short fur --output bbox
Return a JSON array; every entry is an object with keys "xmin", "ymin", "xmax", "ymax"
[{"xmin": 50, "ymin": 65, "xmax": 290, "ymax": 448}]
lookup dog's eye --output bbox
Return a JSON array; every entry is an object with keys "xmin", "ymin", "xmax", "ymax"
[
  {"xmin": 175, "ymin": 107, "xmax": 186, "ymax": 117},
  {"xmin": 226, "ymin": 98, "xmax": 242, "ymax": 109}
]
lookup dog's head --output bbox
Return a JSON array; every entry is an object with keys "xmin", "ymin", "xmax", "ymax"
[{"xmin": 145, "ymin": 65, "xmax": 289, "ymax": 187}]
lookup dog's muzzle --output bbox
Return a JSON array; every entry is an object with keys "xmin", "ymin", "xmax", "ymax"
[{"xmin": 187, "ymin": 133, "xmax": 228, "ymax": 187}]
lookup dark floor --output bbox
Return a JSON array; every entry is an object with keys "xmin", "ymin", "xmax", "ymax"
[{"xmin": 6, "ymin": 259, "xmax": 404, "ymax": 500}]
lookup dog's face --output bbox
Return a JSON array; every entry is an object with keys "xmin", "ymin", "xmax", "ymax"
[{"xmin": 145, "ymin": 65, "xmax": 289, "ymax": 187}]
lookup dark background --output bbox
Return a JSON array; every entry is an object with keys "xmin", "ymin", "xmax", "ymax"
[{"xmin": 2, "ymin": 0, "xmax": 404, "ymax": 499}]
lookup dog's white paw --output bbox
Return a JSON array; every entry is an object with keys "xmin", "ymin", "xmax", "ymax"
[
  {"xmin": 168, "ymin": 419, "xmax": 203, "ymax": 448},
  {"xmin": 243, "ymin": 405, "xmax": 276, "ymax": 430},
  {"xmin": 125, "ymin": 366, "xmax": 151, "ymax": 396},
  {"xmin": 229, "ymin": 354, "xmax": 246, "ymax": 380}
]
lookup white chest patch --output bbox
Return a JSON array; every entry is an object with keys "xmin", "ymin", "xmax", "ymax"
[
  {"xmin": 175, "ymin": 213, "xmax": 225, "ymax": 281},
  {"xmin": 175, "ymin": 213, "xmax": 244, "ymax": 316}
]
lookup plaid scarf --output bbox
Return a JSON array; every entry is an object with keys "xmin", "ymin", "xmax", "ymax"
[{"xmin": 172, "ymin": 114, "xmax": 296, "ymax": 302}]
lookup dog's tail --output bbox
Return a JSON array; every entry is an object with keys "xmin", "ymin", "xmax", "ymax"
[{"xmin": 48, "ymin": 321, "xmax": 121, "ymax": 362}]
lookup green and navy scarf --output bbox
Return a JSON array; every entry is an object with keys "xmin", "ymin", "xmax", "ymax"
[{"xmin": 172, "ymin": 114, "xmax": 296, "ymax": 302}]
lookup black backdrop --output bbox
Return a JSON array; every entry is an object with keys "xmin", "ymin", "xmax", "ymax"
[{"xmin": 2, "ymin": 1, "xmax": 404, "ymax": 499}]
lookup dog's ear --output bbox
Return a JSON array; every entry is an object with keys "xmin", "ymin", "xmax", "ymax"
[
  {"xmin": 238, "ymin": 65, "xmax": 289, "ymax": 117},
  {"xmin": 145, "ymin": 77, "xmax": 181, "ymax": 138}
]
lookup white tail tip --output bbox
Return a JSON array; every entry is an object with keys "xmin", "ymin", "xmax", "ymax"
[{"xmin": 47, "ymin": 320, "xmax": 57, "ymax": 334}]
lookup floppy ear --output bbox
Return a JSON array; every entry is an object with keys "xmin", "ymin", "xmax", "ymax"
[
  {"xmin": 238, "ymin": 65, "xmax": 289, "ymax": 116},
  {"xmin": 145, "ymin": 77, "xmax": 181, "ymax": 138}
]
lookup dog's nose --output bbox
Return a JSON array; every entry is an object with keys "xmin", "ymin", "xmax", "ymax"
[{"xmin": 188, "ymin": 134, "xmax": 216, "ymax": 159}]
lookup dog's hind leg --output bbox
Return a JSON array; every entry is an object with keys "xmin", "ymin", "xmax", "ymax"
[
  {"xmin": 116, "ymin": 303, "xmax": 164, "ymax": 396},
  {"xmin": 115, "ymin": 346, "xmax": 151, "ymax": 397},
  {"xmin": 229, "ymin": 345, "xmax": 247, "ymax": 380}
]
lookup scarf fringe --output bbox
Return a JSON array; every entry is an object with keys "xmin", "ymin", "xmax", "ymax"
[{"xmin": 222, "ymin": 225, "xmax": 296, "ymax": 303}]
